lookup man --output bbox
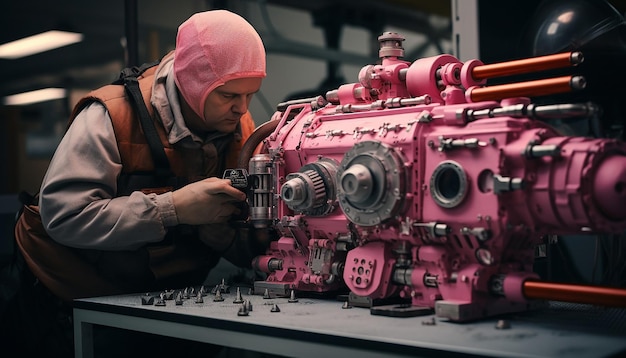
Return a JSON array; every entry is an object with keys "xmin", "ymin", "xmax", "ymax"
[{"xmin": 7, "ymin": 9, "xmax": 272, "ymax": 357}]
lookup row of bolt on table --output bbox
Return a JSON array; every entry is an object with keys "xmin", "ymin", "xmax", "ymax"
[{"xmin": 138, "ymin": 279, "xmax": 327, "ymax": 317}]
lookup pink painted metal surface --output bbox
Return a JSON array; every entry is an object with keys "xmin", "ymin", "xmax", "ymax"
[{"xmin": 246, "ymin": 32, "xmax": 626, "ymax": 321}]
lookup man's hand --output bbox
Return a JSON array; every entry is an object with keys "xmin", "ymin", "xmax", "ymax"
[{"xmin": 172, "ymin": 177, "xmax": 246, "ymax": 225}]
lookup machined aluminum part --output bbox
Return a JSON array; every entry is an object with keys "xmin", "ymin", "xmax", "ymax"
[
  {"xmin": 280, "ymin": 158, "xmax": 339, "ymax": 216},
  {"xmin": 248, "ymin": 153, "xmax": 274, "ymax": 227},
  {"xmin": 337, "ymin": 141, "xmax": 407, "ymax": 226}
]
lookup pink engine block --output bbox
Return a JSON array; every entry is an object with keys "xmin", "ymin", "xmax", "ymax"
[{"xmin": 246, "ymin": 32, "xmax": 626, "ymax": 321}]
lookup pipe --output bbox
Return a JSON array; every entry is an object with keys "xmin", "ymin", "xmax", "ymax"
[
  {"xmin": 237, "ymin": 119, "xmax": 280, "ymax": 169},
  {"xmin": 523, "ymin": 280, "xmax": 626, "ymax": 307},
  {"xmin": 467, "ymin": 75, "xmax": 585, "ymax": 102},
  {"xmin": 471, "ymin": 52, "xmax": 583, "ymax": 80}
]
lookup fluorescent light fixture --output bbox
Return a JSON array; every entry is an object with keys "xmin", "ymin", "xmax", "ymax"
[
  {"xmin": 4, "ymin": 88, "xmax": 67, "ymax": 106},
  {"xmin": 0, "ymin": 30, "xmax": 83, "ymax": 59}
]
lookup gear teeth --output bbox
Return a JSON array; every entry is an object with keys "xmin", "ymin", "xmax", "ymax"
[{"xmin": 304, "ymin": 169, "xmax": 326, "ymax": 206}]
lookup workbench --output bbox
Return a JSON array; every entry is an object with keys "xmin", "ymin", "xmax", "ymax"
[{"xmin": 73, "ymin": 285, "xmax": 626, "ymax": 358}]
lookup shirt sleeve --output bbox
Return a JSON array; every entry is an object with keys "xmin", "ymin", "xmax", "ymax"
[{"xmin": 39, "ymin": 102, "xmax": 178, "ymax": 250}]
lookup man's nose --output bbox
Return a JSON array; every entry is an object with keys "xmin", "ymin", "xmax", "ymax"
[{"xmin": 232, "ymin": 96, "xmax": 248, "ymax": 114}]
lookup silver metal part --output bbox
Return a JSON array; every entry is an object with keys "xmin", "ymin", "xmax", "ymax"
[
  {"xmin": 336, "ymin": 101, "xmax": 384, "ymax": 113},
  {"xmin": 337, "ymin": 141, "xmax": 407, "ymax": 226},
  {"xmin": 280, "ymin": 158, "xmax": 338, "ymax": 216},
  {"xmin": 353, "ymin": 127, "xmax": 377, "ymax": 139},
  {"xmin": 438, "ymin": 136, "xmax": 487, "ymax": 151},
  {"xmin": 414, "ymin": 222, "xmax": 451, "ymax": 237},
  {"xmin": 340, "ymin": 164, "xmax": 374, "ymax": 204},
  {"xmin": 527, "ymin": 102, "xmax": 598, "ymax": 119},
  {"xmin": 435, "ymin": 300, "xmax": 475, "ymax": 321},
  {"xmin": 524, "ymin": 144, "xmax": 561, "ymax": 158},
  {"xmin": 430, "ymin": 161, "xmax": 468, "ymax": 208},
  {"xmin": 424, "ymin": 274, "xmax": 439, "ymax": 288},
  {"xmin": 249, "ymin": 153, "xmax": 274, "ymax": 228},
  {"xmin": 331, "ymin": 261, "xmax": 344, "ymax": 277},
  {"xmin": 335, "ymin": 233, "xmax": 355, "ymax": 252},
  {"xmin": 334, "ymin": 96, "xmax": 431, "ymax": 113},
  {"xmin": 496, "ymin": 319, "xmax": 512, "ymax": 329},
  {"xmin": 282, "ymin": 170, "xmax": 324, "ymax": 210},
  {"xmin": 392, "ymin": 267, "xmax": 413, "ymax": 286},
  {"xmin": 570, "ymin": 76, "xmax": 586, "ymax": 90},
  {"xmin": 475, "ymin": 248, "xmax": 494, "ymax": 266},
  {"xmin": 570, "ymin": 51, "xmax": 584, "ymax": 65},
  {"xmin": 384, "ymin": 95, "xmax": 432, "ymax": 108},
  {"xmin": 378, "ymin": 32, "xmax": 405, "ymax": 58},
  {"xmin": 267, "ymin": 258, "xmax": 283, "ymax": 272},
  {"xmin": 276, "ymin": 96, "xmax": 328, "ymax": 112},
  {"xmin": 464, "ymin": 102, "xmax": 599, "ymax": 121},
  {"xmin": 493, "ymin": 174, "xmax": 524, "ymax": 194},
  {"xmin": 309, "ymin": 244, "xmax": 334, "ymax": 275},
  {"xmin": 253, "ymin": 281, "xmax": 291, "ymax": 298},
  {"xmin": 460, "ymin": 227, "xmax": 492, "ymax": 242}
]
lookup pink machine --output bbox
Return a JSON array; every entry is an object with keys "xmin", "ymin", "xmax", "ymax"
[{"xmin": 238, "ymin": 32, "xmax": 626, "ymax": 321}]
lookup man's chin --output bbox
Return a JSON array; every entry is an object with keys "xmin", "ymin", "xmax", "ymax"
[{"xmin": 219, "ymin": 121, "xmax": 239, "ymax": 133}]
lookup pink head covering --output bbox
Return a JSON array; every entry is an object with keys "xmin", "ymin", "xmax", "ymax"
[{"xmin": 174, "ymin": 10, "xmax": 266, "ymax": 119}]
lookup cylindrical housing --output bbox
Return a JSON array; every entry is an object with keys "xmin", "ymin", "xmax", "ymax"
[{"xmin": 248, "ymin": 153, "xmax": 274, "ymax": 228}]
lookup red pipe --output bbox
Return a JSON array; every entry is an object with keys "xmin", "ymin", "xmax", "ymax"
[
  {"xmin": 468, "ymin": 76, "xmax": 581, "ymax": 102},
  {"xmin": 524, "ymin": 280, "xmax": 626, "ymax": 307},
  {"xmin": 472, "ymin": 52, "xmax": 581, "ymax": 80}
]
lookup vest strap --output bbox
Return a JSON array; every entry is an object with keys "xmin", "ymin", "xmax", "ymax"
[{"xmin": 118, "ymin": 63, "xmax": 172, "ymax": 179}]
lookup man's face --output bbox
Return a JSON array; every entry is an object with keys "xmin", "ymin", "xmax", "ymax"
[{"xmin": 201, "ymin": 77, "xmax": 262, "ymax": 133}]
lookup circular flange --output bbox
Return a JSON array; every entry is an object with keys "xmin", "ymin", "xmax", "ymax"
[
  {"xmin": 337, "ymin": 141, "xmax": 407, "ymax": 226},
  {"xmin": 429, "ymin": 160, "xmax": 468, "ymax": 208}
]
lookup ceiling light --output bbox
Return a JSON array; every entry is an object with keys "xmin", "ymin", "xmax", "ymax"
[
  {"xmin": 0, "ymin": 30, "xmax": 83, "ymax": 59},
  {"xmin": 4, "ymin": 88, "xmax": 67, "ymax": 106}
]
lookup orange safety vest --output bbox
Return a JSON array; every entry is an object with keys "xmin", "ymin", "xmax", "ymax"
[
  {"xmin": 15, "ymin": 64, "xmax": 256, "ymax": 301},
  {"xmin": 71, "ymin": 65, "xmax": 255, "ymax": 174}
]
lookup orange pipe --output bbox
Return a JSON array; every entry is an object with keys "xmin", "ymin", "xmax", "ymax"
[
  {"xmin": 468, "ymin": 76, "xmax": 580, "ymax": 102},
  {"xmin": 472, "ymin": 52, "xmax": 581, "ymax": 80},
  {"xmin": 523, "ymin": 280, "xmax": 626, "ymax": 307}
]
